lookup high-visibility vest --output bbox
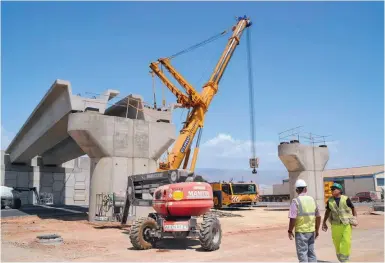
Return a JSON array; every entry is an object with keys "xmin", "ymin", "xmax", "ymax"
[
  {"xmin": 327, "ymin": 195, "xmax": 353, "ymax": 225},
  {"xmin": 293, "ymin": 195, "xmax": 317, "ymax": 233}
]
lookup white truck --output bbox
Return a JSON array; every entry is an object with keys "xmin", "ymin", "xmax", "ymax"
[{"xmin": 1, "ymin": 186, "xmax": 22, "ymax": 209}]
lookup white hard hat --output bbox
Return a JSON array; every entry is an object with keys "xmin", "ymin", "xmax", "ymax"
[{"xmin": 295, "ymin": 179, "xmax": 307, "ymax": 188}]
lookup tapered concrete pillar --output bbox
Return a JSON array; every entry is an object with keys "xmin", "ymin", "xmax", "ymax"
[
  {"xmin": 68, "ymin": 112, "xmax": 176, "ymax": 222},
  {"xmin": 278, "ymin": 141, "xmax": 329, "ymax": 210}
]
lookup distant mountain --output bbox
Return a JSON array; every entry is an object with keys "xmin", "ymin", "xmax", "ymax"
[{"xmin": 195, "ymin": 168, "xmax": 288, "ymax": 186}]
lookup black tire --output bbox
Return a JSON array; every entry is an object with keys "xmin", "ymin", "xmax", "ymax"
[
  {"xmin": 129, "ymin": 217, "xmax": 158, "ymax": 250},
  {"xmin": 12, "ymin": 198, "xmax": 22, "ymax": 209},
  {"xmin": 199, "ymin": 214, "xmax": 222, "ymax": 251},
  {"xmin": 213, "ymin": 191, "xmax": 222, "ymax": 209}
]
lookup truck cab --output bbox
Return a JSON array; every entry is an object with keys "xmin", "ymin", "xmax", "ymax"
[{"xmin": 210, "ymin": 182, "xmax": 259, "ymax": 209}]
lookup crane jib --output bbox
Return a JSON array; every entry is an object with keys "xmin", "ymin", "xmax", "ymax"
[
  {"xmin": 153, "ymin": 16, "xmax": 252, "ymax": 172},
  {"xmin": 212, "ymin": 19, "xmax": 249, "ymax": 83}
]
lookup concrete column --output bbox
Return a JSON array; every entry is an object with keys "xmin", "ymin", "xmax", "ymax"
[
  {"xmin": 278, "ymin": 141, "xmax": 329, "ymax": 210},
  {"xmin": 68, "ymin": 112, "xmax": 175, "ymax": 221}
]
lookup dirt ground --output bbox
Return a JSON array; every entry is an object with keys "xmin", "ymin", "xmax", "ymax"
[{"xmin": 1, "ymin": 206, "xmax": 384, "ymax": 262}]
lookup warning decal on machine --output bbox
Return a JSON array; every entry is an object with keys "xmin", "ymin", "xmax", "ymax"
[{"xmin": 187, "ymin": 190, "xmax": 211, "ymax": 199}]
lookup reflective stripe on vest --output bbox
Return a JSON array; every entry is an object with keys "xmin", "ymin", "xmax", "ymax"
[
  {"xmin": 294, "ymin": 195, "xmax": 317, "ymax": 233},
  {"xmin": 328, "ymin": 195, "xmax": 353, "ymax": 225}
]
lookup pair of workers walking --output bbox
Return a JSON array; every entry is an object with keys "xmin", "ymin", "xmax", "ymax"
[{"xmin": 288, "ymin": 179, "xmax": 358, "ymax": 262}]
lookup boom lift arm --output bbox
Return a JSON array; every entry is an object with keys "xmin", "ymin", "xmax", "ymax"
[{"xmin": 151, "ymin": 16, "xmax": 252, "ymax": 172}]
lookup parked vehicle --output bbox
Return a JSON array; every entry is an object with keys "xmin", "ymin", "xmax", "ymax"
[
  {"xmin": 1, "ymin": 186, "xmax": 22, "ymax": 209},
  {"xmin": 351, "ymin": 191, "xmax": 379, "ymax": 203}
]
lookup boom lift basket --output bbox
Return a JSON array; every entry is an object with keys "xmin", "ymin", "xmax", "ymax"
[{"xmin": 121, "ymin": 169, "xmax": 195, "ymax": 224}]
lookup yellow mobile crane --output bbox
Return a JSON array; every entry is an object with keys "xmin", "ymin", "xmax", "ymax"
[{"xmin": 150, "ymin": 16, "xmax": 258, "ymax": 174}]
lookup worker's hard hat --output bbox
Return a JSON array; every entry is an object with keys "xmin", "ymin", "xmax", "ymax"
[
  {"xmin": 331, "ymin": 183, "xmax": 343, "ymax": 190},
  {"xmin": 295, "ymin": 179, "xmax": 307, "ymax": 188}
]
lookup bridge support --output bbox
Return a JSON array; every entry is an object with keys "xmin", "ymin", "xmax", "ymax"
[
  {"xmin": 278, "ymin": 141, "xmax": 329, "ymax": 210},
  {"xmin": 68, "ymin": 112, "xmax": 175, "ymax": 222}
]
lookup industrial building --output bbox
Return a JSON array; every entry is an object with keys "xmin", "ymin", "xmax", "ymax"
[
  {"xmin": 323, "ymin": 165, "xmax": 384, "ymax": 198},
  {"xmin": 271, "ymin": 164, "xmax": 384, "ymax": 199}
]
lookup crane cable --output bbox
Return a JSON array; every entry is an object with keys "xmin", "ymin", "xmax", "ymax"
[
  {"xmin": 246, "ymin": 26, "xmax": 257, "ymax": 174},
  {"xmin": 167, "ymin": 27, "xmax": 231, "ymax": 60}
]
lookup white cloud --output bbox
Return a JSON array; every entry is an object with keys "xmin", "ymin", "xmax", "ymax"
[
  {"xmin": 1, "ymin": 126, "xmax": 15, "ymax": 150},
  {"xmin": 198, "ymin": 133, "xmax": 281, "ymax": 169},
  {"xmin": 196, "ymin": 133, "xmax": 341, "ymax": 170}
]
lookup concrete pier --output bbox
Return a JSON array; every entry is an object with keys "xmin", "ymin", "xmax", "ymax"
[
  {"xmin": 4, "ymin": 79, "xmax": 177, "ymax": 222},
  {"xmin": 68, "ymin": 111, "xmax": 176, "ymax": 222},
  {"xmin": 278, "ymin": 141, "xmax": 329, "ymax": 210}
]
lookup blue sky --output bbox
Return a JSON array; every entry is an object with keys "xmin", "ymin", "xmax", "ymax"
[{"xmin": 2, "ymin": 1, "xmax": 384, "ymax": 174}]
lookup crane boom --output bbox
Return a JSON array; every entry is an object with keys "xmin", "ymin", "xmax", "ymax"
[{"xmin": 153, "ymin": 16, "xmax": 252, "ymax": 172}]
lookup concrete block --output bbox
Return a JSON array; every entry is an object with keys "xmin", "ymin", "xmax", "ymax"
[
  {"xmin": 74, "ymin": 182, "xmax": 86, "ymax": 190},
  {"xmin": 111, "ymin": 157, "xmax": 129, "ymax": 196},
  {"xmin": 20, "ymin": 197, "xmax": 29, "ymax": 205},
  {"xmin": 149, "ymin": 122, "xmax": 176, "ymax": 160},
  {"xmin": 65, "ymin": 173, "xmax": 76, "ymax": 187},
  {"xmin": 278, "ymin": 142, "xmax": 329, "ymax": 210},
  {"xmin": 5, "ymin": 171, "xmax": 17, "ymax": 180},
  {"xmin": 53, "ymin": 173, "xmax": 65, "ymax": 181},
  {"xmin": 40, "ymin": 186, "xmax": 53, "ymax": 194},
  {"xmin": 53, "ymin": 181, "xmax": 65, "ymax": 192},
  {"xmin": 1, "ymin": 168, "xmax": 5, "ymax": 185},
  {"xmin": 53, "ymin": 191, "xmax": 64, "ymax": 205},
  {"xmin": 65, "ymin": 186, "xmax": 74, "ymax": 198},
  {"xmin": 41, "ymin": 173, "xmax": 54, "ymax": 186},
  {"xmin": 29, "ymin": 172, "xmax": 34, "ymax": 183},
  {"xmin": 62, "ymin": 159, "xmax": 76, "ymax": 169},
  {"xmin": 133, "ymin": 158, "xmax": 155, "ymax": 175},
  {"xmin": 79, "ymin": 157, "xmax": 90, "ymax": 170},
  {"xmin": 74, "ymin": 193, "xmax": 86, "ymax": 201},
  {"xmin": 74, "ymin": 173, "xmax": 86, "ymax": 182},
  {"xmin": 30, "ymin": 156, "xmax": 42, "ymax": 167},
  {"xmin": 113, "ymin": 117, "xmax": 134, "ymax": 157},
  {"xmin": 74, "ymin": 200, "xmax": 87, "ymax": 205},
  {"xmin": 133, "ymin": 120, "xmax": 149, "ymax": 158},
  {"xmin": 16, "ymin": 172, "xmax": 30, "ymax": 187},
  {"xmin": 5, "ymin": 179, "xmax": 17, "ymax": 187},
  {"xmin": 1, "ymin": 152, "xmax": 10, "ymax": 167},
  {"xmin": 65, "ymin": 197, "xmax": 75, "ymax": 205}
]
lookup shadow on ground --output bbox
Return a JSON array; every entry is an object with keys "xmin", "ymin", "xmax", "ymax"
[
  {"xmin": 126, "ymin": 238, "xmax": 203, "ymax": 251},
  {"xmin": 0, "ymin": 205, "xmax": 88, "ymax": 221}
]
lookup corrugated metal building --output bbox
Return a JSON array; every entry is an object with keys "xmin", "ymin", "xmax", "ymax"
[
  {"xmin": 272, "ymin": 164, "xmax": 384, "ymax": 198},
  {"xmin": 323, "ymin": 165, "xmax": 384, "ymax": 198}
]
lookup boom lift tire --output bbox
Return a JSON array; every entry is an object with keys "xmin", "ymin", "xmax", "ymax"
[
  {"xmin": 129, "ymin": 217, "xmax": 158, "ymax": 250},
  {"xmin": 199, "ymin": 213, "xmax": 222, "ymax": 251}
]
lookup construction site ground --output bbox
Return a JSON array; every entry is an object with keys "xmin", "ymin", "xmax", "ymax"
[{"xmin": 1, "ymin": 205, "xmax": 384, "ymax": 262}]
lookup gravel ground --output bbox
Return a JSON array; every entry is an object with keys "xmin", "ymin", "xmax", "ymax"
[{"xmin": 1, "ymin": 205, "xmax": 383, "ymax": 262}]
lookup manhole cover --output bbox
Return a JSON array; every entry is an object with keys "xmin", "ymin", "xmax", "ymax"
[{"xmin": 36, "ymin": 234, "xmax": 63, "ymax": 245}]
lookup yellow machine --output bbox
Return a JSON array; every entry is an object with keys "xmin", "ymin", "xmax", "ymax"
[
  {"xmin": 149, "ymin": 16, "xmax": 255, "ymax": 173},
  {"xmin": 324, "ymin": 181, "xmax": 333, "ymax": 203},
  {"xmin": 211, "ymin": 182, "xmax": 259, "ymax": 209}
]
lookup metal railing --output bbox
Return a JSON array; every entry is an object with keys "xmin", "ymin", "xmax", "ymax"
[{"xmin": 278, "ymin": 126, "xmax": 334, "ymax": 146}]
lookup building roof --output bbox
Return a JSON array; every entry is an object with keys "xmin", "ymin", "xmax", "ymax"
[{"xmin": 323, "ymin": 164, "xmax": 384, "ymax": 178}]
